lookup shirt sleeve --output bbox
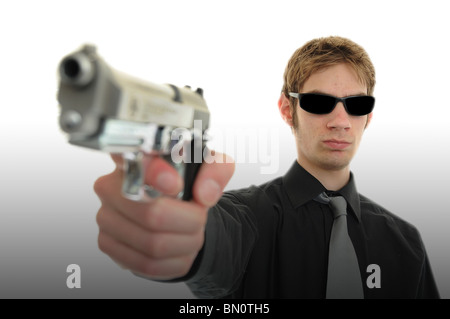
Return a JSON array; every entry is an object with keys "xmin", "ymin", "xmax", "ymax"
[{"xmin": 185, "ymin": 190, "xmax": 259, "ymax": 299}]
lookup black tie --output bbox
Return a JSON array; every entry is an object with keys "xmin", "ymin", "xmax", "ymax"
[{"xmin": 315, "ymin": 192, "xmax": 364, "ymax": 299}]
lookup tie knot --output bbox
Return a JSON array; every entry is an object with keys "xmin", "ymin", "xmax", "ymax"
[{"xmin": 329, "ymin": 196, "xmax": 347, "ymax": 219}]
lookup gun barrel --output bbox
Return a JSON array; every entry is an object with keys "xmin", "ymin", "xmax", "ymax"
[
  {"xmin": 59, "ymin": 46, "xmax": 96, "ymax": 86},
  {"xmin": 57, "ymin": 44, "xmax": 210, "ymax": 146}
]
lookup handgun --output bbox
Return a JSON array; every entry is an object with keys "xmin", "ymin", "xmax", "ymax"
[{"xmin": 57, "ymin": 44, "xmax": 209, "ymax": 201}]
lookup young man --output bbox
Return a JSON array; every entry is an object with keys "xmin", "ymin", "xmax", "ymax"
[{"xmin": 94, "ymin": 36, "xmax": 440, "ymax": 298}]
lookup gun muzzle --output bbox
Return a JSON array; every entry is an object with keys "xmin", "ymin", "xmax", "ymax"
[{"xmin": 59, "ymin": 47, "xmax": 96, "ymax": 87}]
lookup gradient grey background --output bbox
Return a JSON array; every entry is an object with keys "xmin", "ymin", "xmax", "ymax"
[{"xmin": 1, "ymin": 0, "xmax": 449, "ymax": 298}]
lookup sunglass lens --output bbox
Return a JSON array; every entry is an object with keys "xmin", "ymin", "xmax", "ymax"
[
  {"xmin": 300, "ymin": 94, "xmax": 336, "ymax": 114},
  {"xmin": 345, "ymin": 96, "xmax": 375, "ymax": 116}
]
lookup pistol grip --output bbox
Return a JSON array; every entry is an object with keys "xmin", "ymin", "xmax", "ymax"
[{"xmin": 181, "ymin": 140, "xmax": 205, "ymax": 201}]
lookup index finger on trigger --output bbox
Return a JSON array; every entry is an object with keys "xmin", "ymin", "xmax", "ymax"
[{"xmin": 144, "ymin": 155, "xmax": 184, "ymax": 197}]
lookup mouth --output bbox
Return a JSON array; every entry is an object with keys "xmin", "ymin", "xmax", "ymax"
[{"xmin": 323, "ymin": 139, "xmax": 352, "ymax": 150}]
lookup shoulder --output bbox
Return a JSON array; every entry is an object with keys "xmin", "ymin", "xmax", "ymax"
[
  {"xmin": 359, "ymin": 193, "xmax": 415, "ymax": 227},
  {"xmin": 359, "ymin": 193, "xmax": 424, "ymax": 249}
]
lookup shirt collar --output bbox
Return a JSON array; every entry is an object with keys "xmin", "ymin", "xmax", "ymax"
[{"xmin": 282, "ymin": 161, "xmax": 361, "ymax": 222}]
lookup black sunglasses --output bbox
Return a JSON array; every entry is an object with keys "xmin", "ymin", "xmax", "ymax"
[{"xmin": 288, "ymin": 92, "xmax": 375, "ymax": 116}]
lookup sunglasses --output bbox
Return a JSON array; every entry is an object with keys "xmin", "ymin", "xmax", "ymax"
[{"xmin": 288, "ymin": 92, "xmax": 375, "ymax": 116}]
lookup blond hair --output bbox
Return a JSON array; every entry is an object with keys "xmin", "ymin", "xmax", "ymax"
[{"xmin": 282, "ymin": 36, "xmax": 376, "ymax": 127}]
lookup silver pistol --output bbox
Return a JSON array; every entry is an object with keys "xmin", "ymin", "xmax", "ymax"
[{"xmin": 57, "ymin": 44, "xmax": 209, "ymax": 201}]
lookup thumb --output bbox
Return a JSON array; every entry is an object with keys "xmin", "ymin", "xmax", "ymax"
[{"xmin": 192, "ymin": 151, "xmax": 235, "ymax": 207}]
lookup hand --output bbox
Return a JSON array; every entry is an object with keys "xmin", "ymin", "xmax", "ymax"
[{"xmin": 94, "ymin": 152, "xmax": 234, "ymax": 280}]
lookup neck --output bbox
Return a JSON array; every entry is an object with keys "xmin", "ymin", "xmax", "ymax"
[{"xmin": 296, "ymin": 158, "xmax": 350, "ymax": 191}]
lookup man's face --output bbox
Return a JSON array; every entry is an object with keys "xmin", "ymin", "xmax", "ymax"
[{"xmin": 291, "ymin": 63, "xmax": 372, "ymax": 173}]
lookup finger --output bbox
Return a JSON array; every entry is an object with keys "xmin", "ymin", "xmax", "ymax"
[
  {"xmin": 100, "ymin": 155, "xmax": 184, "ymax": 199},
  {"xmin": 97, "ymin": 231, "xmax": 196, "ymax": 280},
  {"xmin": 137, "ymin": 198, "xmax": 207, "ymax": 233},
  {"xmin": 94, "ymin": 168, "xmax": 123, "ymax": 204},
  {"xmin": 97, "ymin": 205, "xmax": 205, "ymax": 259},
  {"xmin": 110, "ymin": 153, "xmax": 184, "ymax": 197},
  {"xmin": 143, "ymin": 155, "xmax": 183, "ymax": 196},
  {"xmin": 130, "ymin": 197, "xmax": 208, "ymax": 233},
  {"xmin": 192, "ymin": 150, "xmax": 235, "ymax": 207},
  {"xmin": 110, "ymin": 153, "xmax": 123, "ymax": 167},
  {"xmin": 95, "ymin": 174, "xmax": 207, "ymax": 233}
]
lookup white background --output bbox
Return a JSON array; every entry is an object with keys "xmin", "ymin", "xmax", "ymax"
[{"xmin": 0, "ymin": 0, "xmax": 449, "ymax": 298}]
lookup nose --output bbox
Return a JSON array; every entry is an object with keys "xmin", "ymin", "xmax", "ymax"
[{"xmin": 327, "ymin": 102, "xmax": 351, "ymax": 130}]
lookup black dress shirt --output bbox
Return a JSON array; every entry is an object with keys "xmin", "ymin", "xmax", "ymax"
[{"xmin": 184, "ymin": 161, "xmax": 440, "ymax": 299}]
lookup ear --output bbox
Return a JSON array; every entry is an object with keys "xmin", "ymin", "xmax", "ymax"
[
  {"xmin": 278, "ymin": 93, "xmax": 294, "ymax": 127},
  {"xmin": 365, "ymin": 112, "xmax": 373, "ymax": 129}
]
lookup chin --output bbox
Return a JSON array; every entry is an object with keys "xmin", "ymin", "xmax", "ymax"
[{"xmin": 319, "ymin": 157, "xmax": 351, "ymax": 171}]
